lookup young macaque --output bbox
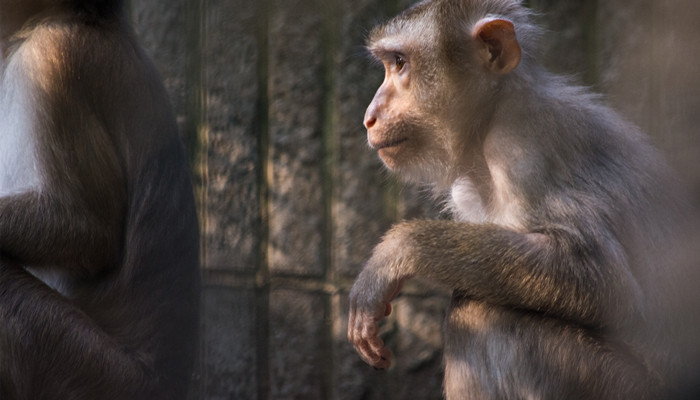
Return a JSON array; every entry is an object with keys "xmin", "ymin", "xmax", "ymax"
[
  {"xmin": 1, "ymin": 1, "xmax": 199, "ymax": 398},
  {"xmin": 348, "ymin": 0, "xmax": 700, "ymax": 398}
]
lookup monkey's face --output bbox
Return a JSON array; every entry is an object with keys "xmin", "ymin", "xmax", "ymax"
[
  {"xmin": 363, "ymin": 6, "xmax": 522, "ymax": 185},
  {"xmin": 364, "ymin": 50, "xmax": 415, "ymax": 167},
  {"xmin": 364, "ymin": 38, "xmax": 451, "ymax": 182}
]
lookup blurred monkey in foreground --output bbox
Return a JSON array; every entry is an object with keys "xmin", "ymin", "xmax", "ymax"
[
  {"xmin": 348, "ymin": 0, "xmax": 700, "ymax": 398},
  {"xmin": 1, "ymin": 1, "xmax": 199, "ymax": 398}
]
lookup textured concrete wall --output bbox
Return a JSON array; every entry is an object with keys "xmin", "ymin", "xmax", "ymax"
[{"xmin": 131, "ymin": 0, "xmax": 700, "ymax": 398}]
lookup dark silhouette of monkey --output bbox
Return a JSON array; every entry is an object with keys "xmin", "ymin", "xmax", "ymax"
[
  {"xmin": 348, "ymin": 1, "xmax": 700, "ymax": 398},
  {"xmin": 1, "ymin": 1, "xmax": 199, "ymax": 399}
]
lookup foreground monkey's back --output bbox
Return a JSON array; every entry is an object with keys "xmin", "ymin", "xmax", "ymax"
[
  {"xmin": 78, "ymin": 23, "xmax": 201, "ymax": 398},
  {"xmin": 114, "ymin": 56, "xmax": 201, "ymax": 394}
]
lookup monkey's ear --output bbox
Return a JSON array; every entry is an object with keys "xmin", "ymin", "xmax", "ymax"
[{"xmin": 472, "ymin": 18, "xmax": 522, "ymax": 74}]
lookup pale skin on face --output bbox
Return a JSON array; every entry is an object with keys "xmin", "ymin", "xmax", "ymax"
[{"xmin": 364, "ymin": 38, "xmax": 415, "ymax": 170}]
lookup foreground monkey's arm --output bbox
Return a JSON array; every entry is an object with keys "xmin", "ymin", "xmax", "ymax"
[
  {"xmin": 0, "ymin": 26, "xmax": 126, "ymax": 272},
  {"xmin": 0, "ymin": 86, "xmax": 145, "ymax": 400},
  {"xmin": 0, "ymin": 186, "xmax": 124, "ymax": 271},
  {"xmin": 0, "ymin": 261, "xmax": 157, "ymax": 397},
  {"xmin": 348, "ymin": 219, "xmax": 642, "ymax": 369}
]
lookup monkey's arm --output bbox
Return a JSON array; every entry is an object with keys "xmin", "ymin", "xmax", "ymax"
[
  {"xmin": 0, "ymin": 60, "xmax": 126, "ymax": 272},
  {"xmin": 348, "ymin": 219, "xmax": 642, "ymax": 368},
  {"xmin": 0, "ymin": 188, "xmax": 124, "ymax": 271},
  {"xmin": 0, "ymin": 258, "xmax": 159, "ymax": 398}
]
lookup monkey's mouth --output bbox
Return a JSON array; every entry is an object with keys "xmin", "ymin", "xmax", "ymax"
[{"xmin": 372, "ymin": 138, "xmax": 408, "ymax": 150}]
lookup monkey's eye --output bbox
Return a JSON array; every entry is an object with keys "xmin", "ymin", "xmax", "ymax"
[{"xmin": 394, "ymin": 55, "xmax": 406, "ymax": 71}]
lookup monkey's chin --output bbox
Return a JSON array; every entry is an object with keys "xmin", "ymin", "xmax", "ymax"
[{"xmin": 377, "ymin": 148, "xmax": 402, "ymax": 170}]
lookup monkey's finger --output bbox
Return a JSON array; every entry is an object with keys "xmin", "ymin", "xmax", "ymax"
[
  {"xmin": 362, "ymin": 342, "xmax": 393, "ymax": 370},
  {"xmin": 352, "ymin": 317, "xmax": 385, "ymax": 362},
  {"xmin": 376, "ymin": 347, "xmax": 393, "ymax": 370},
  {"xmin": 354, "ymin": 338, "xmax": 379, "ymax": 366},
  {"xmin": 355, "ymin": 333, "xmax": 391, "ymax": 369},
  {"xmin": 365, "ymin": 328, "xmax": 384, "ymax": 353},
  {"xmin": 347, "ymin": 296, "xmax": 368, "ymax": 343},
  {"xmin": 351, "ymin": 330, "xmax": 378, "ymax": 362},
  {"xmin": 365, "ymin": 329, "xmax": 390, "ymax": 361}
]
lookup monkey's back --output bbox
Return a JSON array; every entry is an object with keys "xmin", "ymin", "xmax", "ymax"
[
  {"xmin": 78, "ymin": 25, "xmax": 200, "ymax": 396},
  {"xmin": 457, "ymin": 75, "xmax": 699, "ymax": 398}
]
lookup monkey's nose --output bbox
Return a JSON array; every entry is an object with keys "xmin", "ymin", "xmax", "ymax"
[
  {"xmin": 364, "ymin": 103, "xmax": 378, "ymax": 129},
  {"xmin": 364, "ymin": 114, "xmax": 377, "ymax": 129}
]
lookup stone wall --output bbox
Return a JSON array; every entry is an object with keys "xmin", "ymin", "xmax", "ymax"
[{"xmin": 130, "ymin": 0, "xmax": 700, "ymax": 398}]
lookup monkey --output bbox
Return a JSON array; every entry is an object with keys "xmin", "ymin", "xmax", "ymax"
[
  {"xmin": 347, "ymin": 0, "xmax": 700, "ymax": 398},
  {"xmin": 0, "ymin": 1, "xmax": 199, "ymax": 399}
]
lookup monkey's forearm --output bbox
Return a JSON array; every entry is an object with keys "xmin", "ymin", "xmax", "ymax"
[
  {"xmin": 0, "ymin": 192, "xmax": 121, "ymax": 270},
  {"xmin": 372, "ymin": 219, "xmax": 642, "ymax": 327},
  {"xmin": 0, "ymin": 261, "xmax": 150, "ymax": 398}
]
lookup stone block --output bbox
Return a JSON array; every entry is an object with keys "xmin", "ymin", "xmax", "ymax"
[
  {"xmin": 267, "ymin": 0, "xmax": 326, "ymax": 277},
  {"xmin": 199, "ymin": 286, "xmax": 259, "ymax": 400},
  {"xmin": 269, "ymin": 289, "xmax": 330, "ymax": 399},
  {"xmin": 201, "ymin": 0, "xmax": 262, "ymax": 271}
]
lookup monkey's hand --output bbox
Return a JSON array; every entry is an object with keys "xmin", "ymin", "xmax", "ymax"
[{"xmin": 347, "ymin": 236, "xmax": 408, "ymax": 370}]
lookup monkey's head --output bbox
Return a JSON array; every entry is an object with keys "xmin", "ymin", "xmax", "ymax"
[
  {"xmin": 364, "ymin": 0, "xmax": 536, "ymax": 186},
  {"xmin": 0, "ymin": 0, "xmax": 125, "ymax": 34}
]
